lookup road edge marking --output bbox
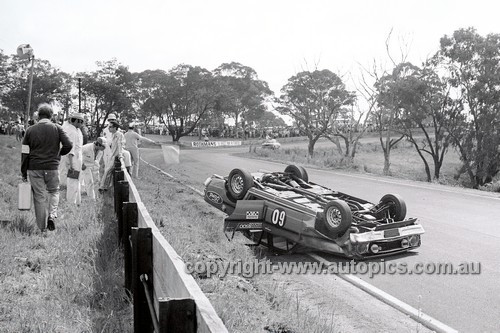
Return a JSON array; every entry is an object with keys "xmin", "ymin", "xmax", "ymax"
[
  {"xmin": 140, "ymin": 157, "xmax": 204, "ymax": 196},
  {"xmin": 309, "ymin": 253, "xmax": 459, "ymax": 333}
]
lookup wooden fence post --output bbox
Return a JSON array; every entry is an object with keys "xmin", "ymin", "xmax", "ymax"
[
  {"xmin": 117, "ymin": 180, "xmax": 129, "ymax": 245},
  {"xmin": 131, "ymin": 227, "xmax": 153, "ymax": 333},
  {"xmin": 158, "ymin": 298, "xmax": 197, "ymax": 333},
  {"xmin": 113, "ymin": 157, "xmax": 124, "ymax": 215},
  {"xmin": 123, "ymin": 202, "xmax": 137, "ymax": 294}
]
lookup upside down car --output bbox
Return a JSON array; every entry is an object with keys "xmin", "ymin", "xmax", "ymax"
[{"xmin": 204, "ymin": 165, "xmax": 424, "ymax": 259}]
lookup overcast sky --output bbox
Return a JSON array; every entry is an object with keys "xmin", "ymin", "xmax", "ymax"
[{"xmin": 1, "ymin": 0, "xmax": 500, "ymax": 95}]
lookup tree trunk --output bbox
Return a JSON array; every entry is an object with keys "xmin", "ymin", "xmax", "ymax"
[
  {"xmin": 383, "ymin": 151, "xmax": 391, "ymax": 175},
  {"xmin": 308, "ymin": 138, "xmax": 316, "ymax": 158},
  {"xmin": 433, "ymin": 156, "xmax": 442, "ymax": 180}
]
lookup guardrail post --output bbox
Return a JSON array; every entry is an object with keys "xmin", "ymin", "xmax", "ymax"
[
  {"xmin": 117, "ymin": 180, "xmax": 129, "ymax": 245},
  {"xmin": 113, "ymin": 157, "xmax": 124, "ymax": 215},
  {"xmin": 123, "ymin": 202, "xmax": 137, "ymax": 294},
  {"xmin": 158, "ymin": 298, "xmax": 196, "ymax": 333},
  {"xmin": 131, "ymin": 227, "xmax": 153, "ymax": 333}
]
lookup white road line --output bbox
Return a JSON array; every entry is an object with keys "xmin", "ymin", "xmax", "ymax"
[
  {"xmin": 141, "ymin": 158, "xmax": 204, "ymax": 196},
  {"xmin": 309, "ymin": 253, "xmax": 459, "ymax": 333}
]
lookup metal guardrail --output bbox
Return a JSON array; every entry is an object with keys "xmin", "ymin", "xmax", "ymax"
[{"xmin": 112, "ymin": 157, "xmax": 227, "ymax": 333}]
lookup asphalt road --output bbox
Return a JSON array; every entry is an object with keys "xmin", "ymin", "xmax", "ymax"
[{"xmin": 141, "ymin": 145, "xmax": 500, "ymax": 333}]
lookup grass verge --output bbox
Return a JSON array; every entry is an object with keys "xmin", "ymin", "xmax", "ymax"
[{"xmin": 0, "ymin": 135, "xmax": 132, "ymax": 332}]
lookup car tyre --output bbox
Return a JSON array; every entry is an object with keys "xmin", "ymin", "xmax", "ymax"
[
  {"xmin": 227, "ymin": 168, "xmax": 254, "ymax": 200},
  {"xmin": 284, "ymin": 165, "xmax": 309, "ymax": 182},
  {"xmin": 323, "ymin": 200, "xmax": 352, "ymax": 236},
  {"xmin": 379, "ymin": 194, "xmax": 406, "ymax": 221}
]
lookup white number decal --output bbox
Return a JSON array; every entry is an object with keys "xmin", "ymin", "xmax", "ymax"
[{"xmin": 271, "ymin": 209, "xmax": 286, "ymax": 227}]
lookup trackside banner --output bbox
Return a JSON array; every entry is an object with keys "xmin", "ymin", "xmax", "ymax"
[{"xmin": 191, "ymin": 141, "xmax": 242, "ymax": 148}]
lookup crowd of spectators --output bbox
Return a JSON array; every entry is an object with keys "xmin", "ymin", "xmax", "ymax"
[
  {"xmin": 0, "ymin": 120, "xmax": 26, "ymax": 140},
  {"xmin": 139, "ymin": 124, "xmax": 303, "ymax": 140}
]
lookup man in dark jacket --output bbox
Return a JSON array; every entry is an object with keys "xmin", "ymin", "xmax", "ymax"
[{"xmin": 21, "ymin": 103, "xmax": 73, "ymax": 231}]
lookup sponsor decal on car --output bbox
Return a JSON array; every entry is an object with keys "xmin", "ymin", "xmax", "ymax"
[
  {"xmin": 206, "ymin": 191, "xmax": 223, "ymax": 204},
  {"xmin": 236, "ymin": 222, "xmax": 263, "ymax": 229},
  {"xmin": 246, "ymin": 211, "xmax": 260, "ymax": 219}
]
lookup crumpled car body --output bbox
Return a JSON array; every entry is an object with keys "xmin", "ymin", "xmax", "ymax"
[{"xmin": 204, "ymin": 165, "xmax": 424, "ymax": 259}]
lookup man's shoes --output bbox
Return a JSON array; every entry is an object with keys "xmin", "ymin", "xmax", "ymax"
[{"xmin": 47, "ymin": 218, "xmax": 55, "ymax": 231}]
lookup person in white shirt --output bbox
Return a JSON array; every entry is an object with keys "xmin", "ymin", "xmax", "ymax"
[
  {"xmin": 81, "ymin": 137, "xmax": 106, "ymax": 200},
  {"xmin": 124, "ymin": 123, "xmax": 159, "ymax": 178},
  {"xmin": 99, "ymin": 121, "xmax": 125, "ymax": 192},
  {"xmin": 63, "ymin": 113, "xmax": 84, "ymax": 205},
  {"xmin": 122, "ymin": 149, "xmax": 132, "ymax": 175},
  {"xmin": 101, "ymin": 113, "xmax": 117, "ymax": 171}
]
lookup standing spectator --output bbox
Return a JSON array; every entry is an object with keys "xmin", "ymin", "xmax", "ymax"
[
  {"xmin": 101, "ymin": 113, "xmax": 117, "ymax": 171},
  {"xmin": 63, "ymin": 113, "xmax": 84, "ymax": 205},
  {"xmin": 15, "ymin": 122, "xmax": 24, "ymax": 141},
  {"xmin": 124, "ymin": 123, "xmax": 158, "ymax": 178},
  {"xmin": 122, "ymin": 149, "xmax": 132, "ymax": 175},
  {"xmin": 21, "ymin": 103, "xmax": 72, "ymax": 231},
  {"xmin": 99, "ymin": 121, "xmax": 124, "ymax": 192}
]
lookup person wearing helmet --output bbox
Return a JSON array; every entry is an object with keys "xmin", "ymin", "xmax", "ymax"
[{"xmin": 81, "ymin": 137, "xmax": 107, "ymax": 200}]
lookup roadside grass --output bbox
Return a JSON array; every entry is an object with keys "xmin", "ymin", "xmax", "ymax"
[
  {"xmin": 134, "ymin": 164, "xmax": 341, "ymax": 333},
  {"xmin": 0, "ymin": 135, "xmax": 132, "ymax": 332},
  {"xmin": 246, "ymin": 139, "xmax": 466, "ymax": 187}
]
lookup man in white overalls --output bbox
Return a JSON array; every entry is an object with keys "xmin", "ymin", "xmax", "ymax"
[
  {"xmin": 101, "ymin": 113, "xmax": 117, "ymax": 173},
  {"xmin": 64, "ymin": 113, "xmax": 84, "ymax": 205}
]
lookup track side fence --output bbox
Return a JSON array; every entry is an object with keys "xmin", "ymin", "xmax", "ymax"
[{"xmin": 112, "ymin": 157, "xmax": 228, "ymax": 333}]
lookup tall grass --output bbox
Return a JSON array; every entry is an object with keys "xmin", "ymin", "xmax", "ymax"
[{"xmin": 0, "ymin": 135, "xmax": 132, "ymax": 332}]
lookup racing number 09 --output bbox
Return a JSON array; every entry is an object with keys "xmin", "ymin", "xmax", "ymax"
[{"xmin": 271, "ymin": 208, "xmax": 286, "ymax": 227}]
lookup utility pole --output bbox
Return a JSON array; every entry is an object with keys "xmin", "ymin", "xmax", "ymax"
[
  {"xmin": 17, "ymin": 44, "xmax": 35, "ymax": 128},
  {"xmin": 26, "ymin": 55, "xmax": 35, "ymax": 126}
]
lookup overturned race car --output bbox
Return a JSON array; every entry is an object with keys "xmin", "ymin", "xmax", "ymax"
[{"xmin": 204, "ymin": 165, "xmax": 424, "ymax": 259}]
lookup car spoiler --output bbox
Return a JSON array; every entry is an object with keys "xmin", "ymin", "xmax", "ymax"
[{"xmin": 373, "ymin": 218, "xmax": 418, "ymax": 230}]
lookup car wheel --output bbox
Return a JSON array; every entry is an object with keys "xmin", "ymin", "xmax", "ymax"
[
  {"xmin": 227, "ymin": 168, "xmax": 254, "ymax": 200},
  {"xmin": 284, "ymin": 165, "xmax": 309, "ymax": 182},
  {"xmin": 379, "ymin": 194, "xmax": 406, "ymax": 221},
  {"xmin": 323, "ymin": 200, "xmax": 352, "ymax": 236}
]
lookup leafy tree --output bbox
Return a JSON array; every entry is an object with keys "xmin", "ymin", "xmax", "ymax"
[
  {"xmin": 278, "ymin": 69, "xmax": 355, "ymax": 157},
  {"xmin": 254, "ymin": 110, "xmax": 287, "ymax": 129},
  {"xmin": 374, "ymin": 65, "xmax": 407, "ymax": 175},
  {"xmin": 325, "ymin": 105, "xmax": 368, "ymax": 161},
  {"xmin": 213, "ymin": 62, "xmax": 272, "ymax": 139},
  {"xmin": 141, "ymin": 64, "xmax": 218, "ymax": 142},
  {"xmin": 78, "ymin": 59, "xmax": 134, "ymax": 135},
  {"xmin": 1, "ymin": 55, "xmax": 71, "ymax": 121},
  {"xmin": 381, "ymin": 61, "xmax": 458, "ymax": 181},
  {"xmin": 438, "ymin": 28, "xmax": 500, "ymax": 187},
  {"xmin": 132, "ymin": 69, "xmax": 167, "ymax": 128}
]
